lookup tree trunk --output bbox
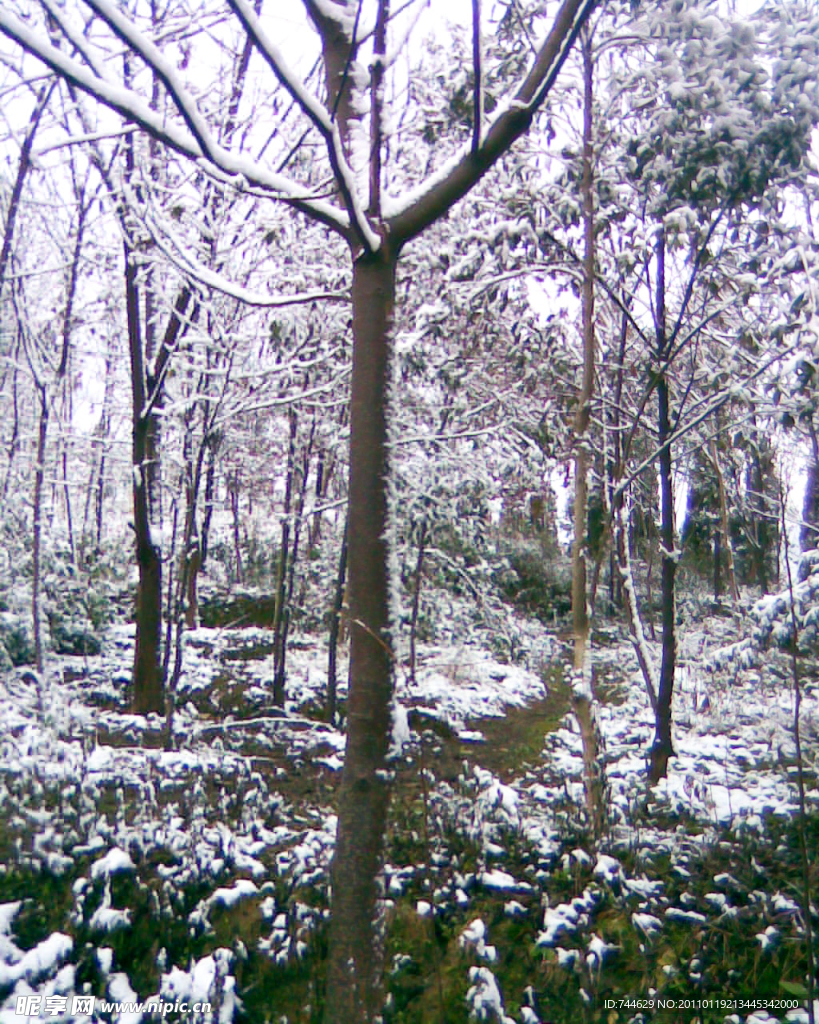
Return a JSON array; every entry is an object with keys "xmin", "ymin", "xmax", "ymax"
[
  {"xmin": 327, "ymin": 519, "xmax": 348, "ymax": 725},
  {"xmin": 32, "ymin": 387, "xmax": 48, "ymax": 675},
  {"xmin": 278, "ymin": 415, "xmax": 314, "ymax": 702},
  {"xmin": 569, "ymin": 28, "xmax": 606, "ymax": 838},
  {"xmin": 229, "ymin": 472, "xmax": 243, "ymax": 586},
  {"xmin": 325, "ymin": 251, "xmax": 395, "ymax": 1024},
  {"xmin": 185, "ymin": 541, "xmax": 201, "ymax": 628},
  {"xmin": 127, "ymin": 252, "xmax": 164, "ymax": 715},
  {"xmin": 409, "ymin": 519, "xmax": 427, "ymax": 686},
  {"xmin": 650, "ymin": 229, "xmax": 676, "ymax": 783},
  {"xmin": 802, "ymin": 422, "xmax": 819, "ymax": 555},
  {"xmin": 711, "ymin": 434, "xmax": 739, "ymax": 604},
  {"xmin": 200, "ymin": 438, "xmax": 218, "ymax": 569},
  {"xmin": 0, "ymin": 337, "xmax": 21, "ymax": 514},
  {"xmin": 713, "ymin": 527, "xmax": 721, "ymax": 602},
  {"xmin": 272, "ymin": 408, "xmax": 297, "ymax": 707}
]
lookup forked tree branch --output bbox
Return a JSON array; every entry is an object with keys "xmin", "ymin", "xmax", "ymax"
[
  {"xmin": 0, "ymin": 7, "xmax": 353, "ymax": 239},
  {"xmin": 227, "ymin": 0, "xmax": 378, "ymax": 251},
  {"xmin": 389, "ymin": 0, "xmax": 597, "ymax": 245}
]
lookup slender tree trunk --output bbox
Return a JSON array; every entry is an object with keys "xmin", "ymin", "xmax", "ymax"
[
  {"xmin": 200, "ymin": 438, "xmax": 218, "ymax": 569},
  {"xmin": 162, "ymin": 500, "xmax": 178, "ymax": 683},
  {"xmin": 32, "ymin": 387, "xmax": 48, "ymax": 675},
  {"xmin": 327, "ymin": 519, "xmax": 349, "ymax": 725},
  {"xmin": 62, "ymin": 447, "xmax": 76, "ymax": 566},
  {"xmin": 569, "ymin": 28, "xmax": 606, "ymax": 837},
  {"xmin": 325, "ymin": 251, "xmax": 395, "ymax": 1024},
  {"xmin": 229, "ymin": 472, "xmax": 243, "ymax": 586},
  {"xmin": 711, "ymin": 434, "xmax": 739, "ymax": 604},
  {"xmin": 272, "ymin": 409, "xmax": 297, "ymax": 707},
  {"xmin": 645, "ymin": 511, "xmax": 657, "ymax": 641},
  {"xmin": 126, "ymin": 251, "xmax": 164, "ymax": 715},
  {"xmin": 0, "ymin": 341, "xmax": 21, "ymax": 514},
  {"xmin": 802, "ymin": 421, "xmax": 819, "ymax": 556},
  {"xmin": 0, "ymin": 83, "xmax": 53, "ymax": 297},
  {"xmin": 409, "ymin": 519, "xmax": 427, "ymax": 686},
  {"xmin": 185, "ymin": 541, "xmax": 201, "ymax": 628},
  {"xmin": 95, "ymin": 445, "xmax": 106, "ymax": 551},
  {"xmin": 278, "ymin": 415, "xmax": 314, "ymax": 698},
  {"xmin": 615, "ymin": 493, "xmax": 659, "ymax": 712},
  {"xmin": 713, "ymin": 527, "xmax": 721, "ymax": 602},
  {"xmin": 650, "ymin": 229, "xmax": 676, "ymax": 783}
]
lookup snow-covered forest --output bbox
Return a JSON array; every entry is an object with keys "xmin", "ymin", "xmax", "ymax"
[{"xmin": 0, "ymin": 0, "xmax": 819, "ymax": 1021}]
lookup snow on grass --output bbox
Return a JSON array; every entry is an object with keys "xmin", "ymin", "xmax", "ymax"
[
  {"xmin": 402, "ymin": 643, "xmax": 547, "ymax": 729},
  {"xmin": 1, "ymin": 596, "xmax": 818, "ymax": 1020},
  {"xmin": 466, "ymin": 965, "xmax": 514, "ymax": 1023},
  {"xmin": 90, "ymin": 847, "xmax": 135, "ymax": 880},
  {"xmin": 0, "ymin": 932, "xmax": 72, "ymax": 987},
  {"xmin": 161, "ymin": 948, "xmax": 238, "ymax": 1022}
]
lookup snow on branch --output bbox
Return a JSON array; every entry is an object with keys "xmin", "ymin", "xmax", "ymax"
[
  {"xmin": 227, "ymin": 0, "xmax": 380, "ymax": 253},
  {"xmin": 40, "ymin": 0, "xmax": 111, "ymax": 83},
  {"xmin": 0, "ymin": 9, "xmax": 351, "ymax": 236},
  {"xmin": 141, "ymin": 206, "xmax": 351, "ymax": 309},
  {"xmin": 386, "ymin": 0, "xmax": 596, "ymax": 243}
]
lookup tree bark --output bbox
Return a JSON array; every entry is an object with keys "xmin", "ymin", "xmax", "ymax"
[
  {"xmin": 711, "ymin": 434, "xmax": 739, "ymax": 604},
  {"xmin": 801, "ymin": 422, "xmax": 819, "ymax": 564},
  {"xmin": 569, "ymin": 27, "xmax": 606, "ymax": 838},
  {"xmin": 200, "ymin": 436, "xmax": 218, "ymax": 569},
  {"xmin": 278, "ymin": 414, "xmax": 314, "ymax": 702},
  {"xmin": 327, "ymin": 519, "xmax": 348, "ymax": 725},
  {"xmin": 272, "ymin": 409, "xmax": 297, "ymax": 707},
  {"xmin": 324, "ymin": 251, "xmax": 395, "ymax": 1024},
  {"xmin": 409, "ymin": 519, "xmax": 427, "ymax": 686},
  {"xmin": 229, "ymin": 471, "xmax": 243, "ymax": 586},
  {"xmin": 32, "ymin": 387, "xmax": 48, "ymax": 675},
  {"xmin": 650, "ymin": 230, "xmax": 676, "ymax": 783},
  {"xmin": 126, "ymin": 251, "xmax": 164, "ymax": 715}
]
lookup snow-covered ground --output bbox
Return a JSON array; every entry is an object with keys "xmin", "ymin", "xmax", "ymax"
[{"xmin": 0, "ymin": 602, "xmax": 817, "ymax": 1023}]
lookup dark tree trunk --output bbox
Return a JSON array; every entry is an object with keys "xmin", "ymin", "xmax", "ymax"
[
  {"xmin": 277, "ymin": 414, "xmax": 314, "ymax": 703},
  {"xmin": 272, "ymin": 408, "xmax": 297, "ymax": 707},
  {"xmin": 745, "ymin": 425, "xmax": 777, "ymax": 594},
  {"xmin": 185, "ymin": 541, "xmax": 201, "ymax": 628},
  {"xmin": 229, "ymin": 472, "xmax": 243, "ymax": 586},
  {"xmin": 132, "ymin": 430, "xmax": 164, "ymax": 712},
  {"xmin": 327, "ymin": 519, "xmax": 348, "ymax": 725},
  {"xmin": 409, "ymin": 519, "xmax": 427, "ymax": 686},
  {"xmin": 200, "ymin": 438, "xmax": 218, "ymax": 569},
  {"xmin": 62, "ymin": 447, "xmax": 76, "ymax": 566},
  {"xmin": 802, "ymin": 423, "xmax": 819, "ymax": 555},
  {"xmin": 0, "ymin": 343, "xmax": 21, "ymax": 513},
  {"xmin": 126, "ymin": 253, "xmax": 164, "ymax": 715},
  {"xmin": 713, "ymin": 528, "xmax": 721, "ymax": 602},
  {"xmin": 650, "ymin": 231, "xmax": 676, "ymax": 783},
  {"xmin": 324, "ymin": 251, "xmax": 395, "ymax": 1024},
  {"xmin": 32, "ymin": 387, "xmax": 48, "ymax": 675}
]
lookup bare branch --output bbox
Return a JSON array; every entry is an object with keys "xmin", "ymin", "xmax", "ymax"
[
  {"xmin": 471, "ymin": 0, "xmax": 482, "ymax": 155},
  {"xmin": 0, "ymin": 8, "xmax": 352, "ymax": 237},
  {"xmin": 228, "ymin": 0, "xmax": 379, "ymax": 252},
  {"xmin": 389, "ymin": 0, "xmax": 597, "ymax": 245},
  {"xmin": 370, "ymin": 0, "xmax": 389, "ymax": 215}
]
